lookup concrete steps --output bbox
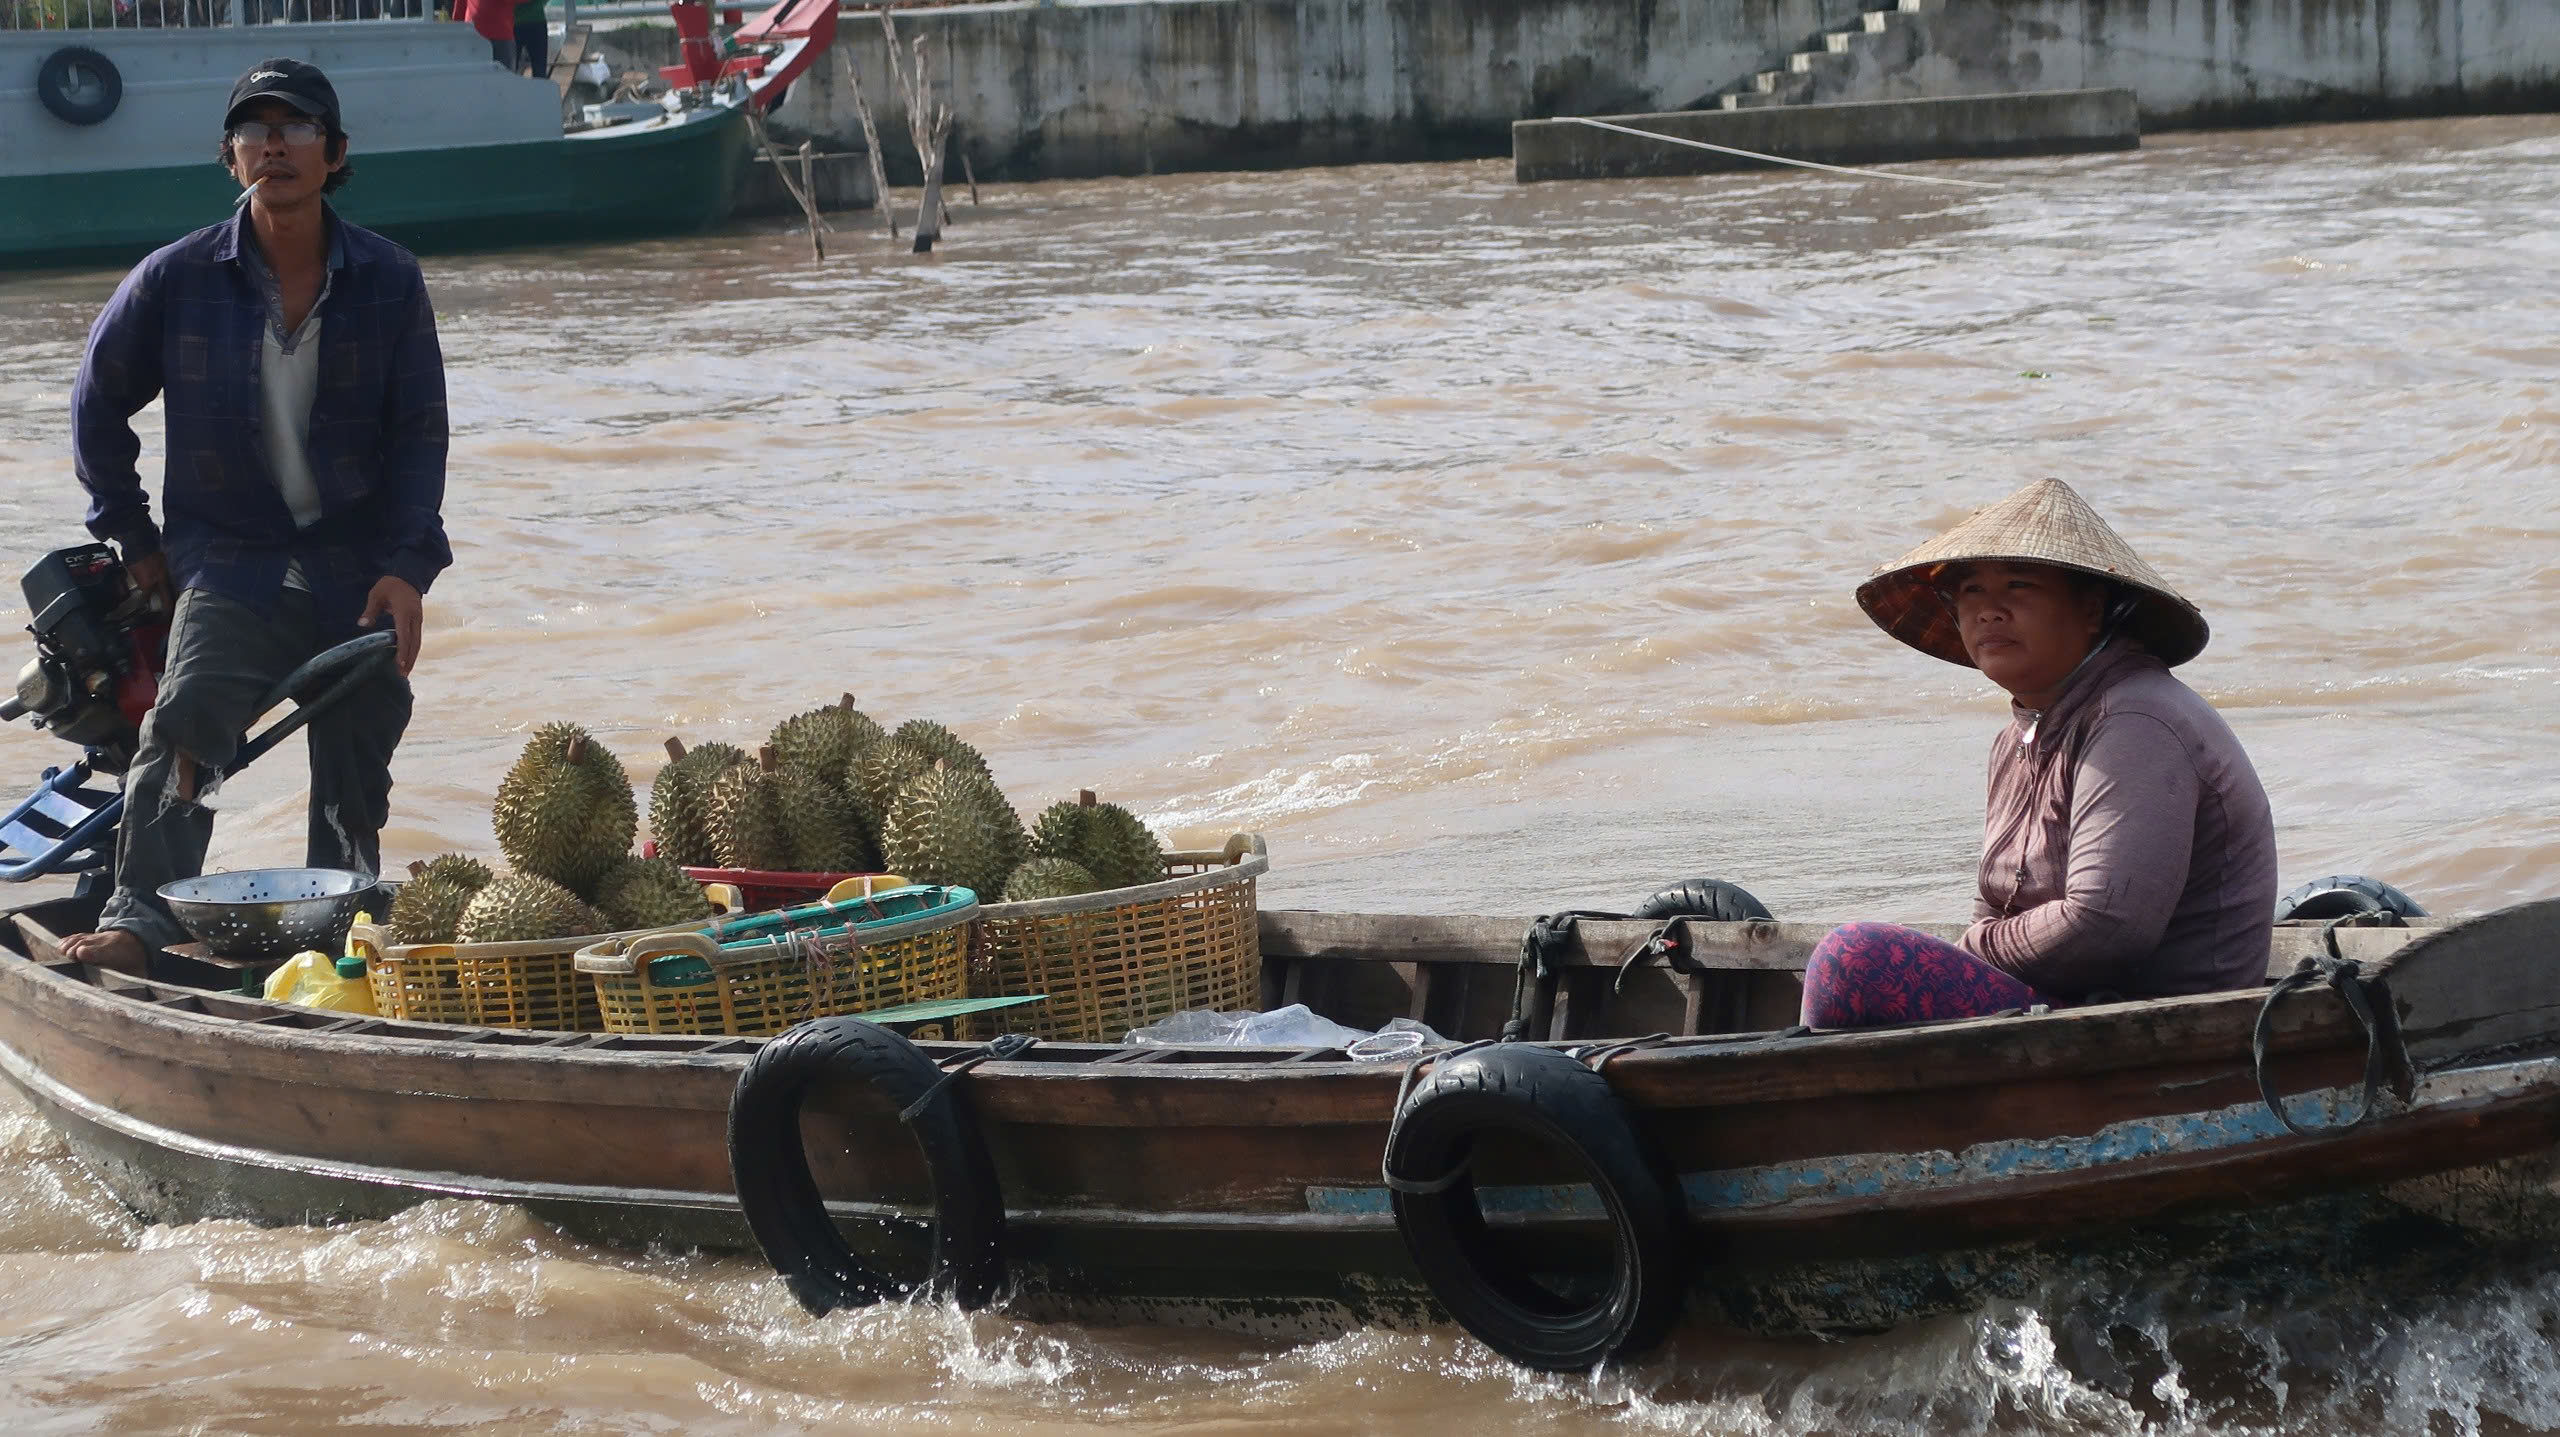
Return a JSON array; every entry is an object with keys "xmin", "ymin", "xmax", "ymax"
[{"xmin": 1720, "ymin": 0, "xmax": 1936, "ymax": 111}]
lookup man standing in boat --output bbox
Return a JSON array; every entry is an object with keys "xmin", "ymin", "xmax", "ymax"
[{"xmin": 60, "ymin": 59, "xmax": 451, "ymax": 975}]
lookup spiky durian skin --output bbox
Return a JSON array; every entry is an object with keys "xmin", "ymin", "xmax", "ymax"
[
  {"xmin": 1028, "ymin": 801, "xmax": 1092, "ymax": 866},
  {"xmin": 648, "ymin": 741, "xmax": 746, "ymax": 868},
  {"xmin": 1001, "ymin": 856, "xmax": 1097, "ymax": 903},
  {"xmin": 775, "ymin": 767, "xmax": 878, "ymax": 873},
  {"xmin": 415, "ymin": 853, "xmax": 496, "ymax": 894},
  {"xmin": 455, "ymin": 873, "xmax": 601, "ymax": 945},
  {"xmin": 888, "ymin": 719, "xmax": 990, "ymax": 780},
  {"xmin": 491, "ymin": 723, "xmax": 637, "ymax": 895},
  {"xmin": 847, "ymin": 741, "xmax": 933, "ymax": 852},
  {"xmin": 769, "ymin": 706, "xmax": 884, "ymax": 788},
  {"xmin": 880, "ymin": 767, "xmax": 1024, "ymax": 901},
  {"xmin": 387, "ymin": 876, "xmax": 477, "ymax": 945},
  {"xmin": 705, "ymin": 763, "xmax": 794, "ymax": 872},
  {"xmin": 1075, "ymin": 803, "xmax": 1168, "ymax": 889},
  {"xmin": 593, "ymin": 856, "xmax": 717, "ymax": 932},
  {"xmin": 1028, "ymin": 799, "xmax": 1166, "ymax": 890}
]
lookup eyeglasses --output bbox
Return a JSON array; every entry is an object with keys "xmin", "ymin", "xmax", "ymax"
[{"xmin": 229, "ymin": 120, "xmax": 326, "ymax": 147}]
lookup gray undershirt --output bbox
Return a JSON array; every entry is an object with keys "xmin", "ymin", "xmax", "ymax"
[{"xmin": 238, "ymin": 234, "xmax": 333, "ymax": 591}]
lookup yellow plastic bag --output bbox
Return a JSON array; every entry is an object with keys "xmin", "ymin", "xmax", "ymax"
[{"xmin": 262, "ymin": 950, "xmax": 379, "ymax": 1014}]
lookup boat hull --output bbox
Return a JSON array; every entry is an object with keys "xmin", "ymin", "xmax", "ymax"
[
  {"xmin": 1, "ymin": 23, "xmax": 750, "ymax": 271},
  {"xmin": 6, "ymin": 898, "xmax": 2560, "ymax": 1340},
  {"xmin": 1, "ymin": 110, "xmax": 750, "ymax": 272}
]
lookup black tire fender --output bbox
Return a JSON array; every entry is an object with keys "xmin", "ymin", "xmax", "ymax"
[
  {"xmin": 727, "ymin": 1016, "xmax": 1006, "ymax": 1314},
  {"xmin": 1632, "ymin": 877, "xmax": 1771, "ymax": 922},
  {"xmin": 38, "ymin": 47, "xmax": 122, "ymax": 127},
  {"xmin": 1384, "ymin": 1043, "xmax": 1688, "ymax": 1370},
  {"xmin": 2275, "ymin": 873, "xmax": 2427, "ymax": 923}
]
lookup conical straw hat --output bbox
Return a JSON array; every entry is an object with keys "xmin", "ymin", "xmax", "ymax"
[{"xmin": 1855, "ymin": 479, "xmax": 2208, "ymax": 668}]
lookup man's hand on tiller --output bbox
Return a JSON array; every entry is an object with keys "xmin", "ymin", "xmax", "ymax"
[{"xmin": 359, "ymin": 576, "xmax": 424, "ymax": 676}]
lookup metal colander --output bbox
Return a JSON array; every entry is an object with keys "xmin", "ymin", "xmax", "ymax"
[{"xmin": 157, "ymin": 867, "xmax": 376, "ymax": 960}]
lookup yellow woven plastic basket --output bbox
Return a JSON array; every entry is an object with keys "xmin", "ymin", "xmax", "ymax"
[
  {"xmin": 349, "ymin": 921, "xmax": 631, "ymax": 1031},
  {"xmin": 574, "ymin": 884, "xmax": 977, "ymax": 1037},
  {"xmin": 969, "ymin": 833, "xmax": 1265, "ymax": 1043}
]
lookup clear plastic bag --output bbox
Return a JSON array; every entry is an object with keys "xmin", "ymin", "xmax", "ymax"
[{"xmin": 1125, "ymin": 1004, "xmax": 1448, "ymax": 1058}]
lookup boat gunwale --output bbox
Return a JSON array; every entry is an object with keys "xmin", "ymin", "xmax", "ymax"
[{"xmin": 0, "ymin": 900, "xmax": 2393, "ymax": 1114}]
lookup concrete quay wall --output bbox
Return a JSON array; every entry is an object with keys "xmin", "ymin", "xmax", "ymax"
[
  {"xmin": 761, "ymin": 0, "xmax": 1870, "ymax": 182},
  {"xmin": 586, "ymin": 0, "xmax": 2560, "ymax": 185},
  {"xmin": 1783, "ymin": 0, "xmax": 2560, "ymax": 126}
]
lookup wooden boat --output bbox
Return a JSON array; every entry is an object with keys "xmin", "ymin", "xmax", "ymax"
[{"xmin": 5, "ymin": 887, "xmax": 2558, "ymax": 1350}]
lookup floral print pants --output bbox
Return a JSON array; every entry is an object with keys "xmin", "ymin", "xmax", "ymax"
[{"xmin": 1798, "ymin": 921, "xmax": 2052, "ymax": 1029}]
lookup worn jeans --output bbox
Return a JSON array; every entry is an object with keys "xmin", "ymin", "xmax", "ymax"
[{"xmin": 98, "ymin": 587, "xmax": 412, "ymax": 951}]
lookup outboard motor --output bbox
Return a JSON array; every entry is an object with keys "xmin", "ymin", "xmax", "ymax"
[{"xmin": 0, "ymin": 545, "xmax": 169, "ymax": 774}]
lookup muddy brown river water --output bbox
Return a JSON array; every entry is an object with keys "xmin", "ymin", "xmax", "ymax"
[{"xmin": 0, "ymin": 115, "xmax": 2555, "ymax": 1433}]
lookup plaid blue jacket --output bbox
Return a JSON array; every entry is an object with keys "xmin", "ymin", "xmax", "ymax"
[{"xmin": 71, "ymin": 206, "xmax": 452, "ymax": 639}]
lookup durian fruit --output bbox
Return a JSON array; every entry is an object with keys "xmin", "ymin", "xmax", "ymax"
[
  {"xmin": 492, "ymin": 723, "xmax": 637, "ymax": 896},
  {"xmin": 415, "ymin": 853, "xmax": 495, "ymax": 893},
  {"xmin": 705, "ymin": 748, "xmax": 794, "ymax": 871},
  {"xmin": 1077, "ymin": 802, "xmax": 1168, "ymax": 889},
  {"xmin": 888, "ymin": 719, "xmax": 991, "ymax": 781},
  {"xmin": 386, "ymin": 855, "xmax": 491, "ymax": 945},
  {"xmin": 1030, "ymin": 791, "xmax": 1168, "ymax": 890},
  {"xmin": 847, "ymin": 740, "xmax": 933, "ymax": 850},
  {"xmin": 593, "ymin": 855, "xmax": 718, "ymax": 933},
  {"xmin": 456, "ymin": 873, "xmax": 602, "ymax": 945},
  {"xmin": 775, "ymin": 763, "xmax": 878, "ymax": 873},
  {"xmin": 769, "ymin": 695, "xmax": 884, "ymax": 789},
  {"xmin": 880, "ymin": 762, "xmax": 1026, "ymax": 900},
  {"xmin": 1002, "ymin": 856, "xmax": 1097, "ymax": 903},
  {"xmin": 649, "ymin": 738, "xmax": 747, "ymax": 868}
]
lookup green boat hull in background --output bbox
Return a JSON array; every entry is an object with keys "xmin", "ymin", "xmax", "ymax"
[
  {"xmin": 0, "ymin": 108, "xmax": 750, "ymax": 271},
  {"xmin": 1, "ymin": 22, "xmax": 752, "ymax": 273}
]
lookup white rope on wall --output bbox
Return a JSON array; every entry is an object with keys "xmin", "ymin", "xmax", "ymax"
[{"xmin": 1563, "ymin": 116, "xmax": 2004, "ymax": 190}]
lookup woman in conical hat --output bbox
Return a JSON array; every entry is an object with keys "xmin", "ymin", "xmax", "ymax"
[{"xmin": 1798, "ymin": 479, "xmax": 2278, "ymax": 1029}]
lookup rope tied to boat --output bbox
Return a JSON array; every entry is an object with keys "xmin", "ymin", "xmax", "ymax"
[
  {"xmin": 1574, "ymin": 1033, "xmax": 1673, "ymax": 1071},
  {"xmin": 1506, "ymin": 911, "xmax": 1607, "ymax": 1041},
  {"xmin": 1380, "ymin": 1037, "xmax": 1505, "ymax": 1194},
  {"xmin": 2251, "ymin": 914, "xmax": 2413, "ymax": 1137},
  {"xmin": 897, "ymin": 1032, "xmax": 1037, "ymax": 1124}
]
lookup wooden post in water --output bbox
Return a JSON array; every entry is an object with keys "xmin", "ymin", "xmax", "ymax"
[
  {"xmin": 962, "ymin": 152, "xmax": 980, "ymax": 206},
  {"xmin": 745, "ymin": 107, "xmax": 828, "ymax": 261},
  {"xmin": 881, "ymin": 11, "xmax": 953, "ymax": 253},
  {"xmin": 798, "ymin": 139, "xmax": 820, "ymax": 239},
  {"xmin": 834, "ymin": 42, "xmax": 896, "ymax": 240}
]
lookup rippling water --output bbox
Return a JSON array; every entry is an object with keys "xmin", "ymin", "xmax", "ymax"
[{"xmin": 0, "ymin": 114, "xmax": 2556, "ymax": 1432}]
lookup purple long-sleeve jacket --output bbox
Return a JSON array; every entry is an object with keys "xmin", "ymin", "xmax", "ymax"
[
  {"xmin": 1959, "ymin": 641, "xmax": 2278, "ymax": 998},
  {"xmin": 70, "ymin": 205, "xmax": 451, "ymax": 640}
]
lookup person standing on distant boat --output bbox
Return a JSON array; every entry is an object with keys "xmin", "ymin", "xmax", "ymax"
[
  {"xmin": 1797, "ymin": 479, "xmax": 2277, "ymax": 1027},
  {"xmin": 513, "ymin": 0, "xmax": 551, "ymax": 77},
  {"xmin": 58, "ymin": 59, "xmax": 450, "ymax": 976},
  {"xmin": 460, "ymin": 0, "xmax": 518, "ymax": 68}
]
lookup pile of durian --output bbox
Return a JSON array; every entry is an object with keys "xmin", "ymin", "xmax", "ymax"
[
  {"xmin": 652, "ymin": 696, "xmax": 1168, "ymax": 904},
  {"xmin": 381, "ymin": 699, "xmax": 1171, "ymax": 949},
  {"xmin": 385, "ymin": 723, "xmax": 718, "ymax": 946}
]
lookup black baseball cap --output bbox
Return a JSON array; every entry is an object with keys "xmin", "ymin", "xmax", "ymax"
[{"xmin": 225, "ymin": 58, "xmax": 340, "ymax": 132}]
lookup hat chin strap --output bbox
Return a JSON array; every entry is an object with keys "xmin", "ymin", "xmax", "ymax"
[{"xmin": 2048, "ymin": 592, "xmax": 2146, "ymax": 694}]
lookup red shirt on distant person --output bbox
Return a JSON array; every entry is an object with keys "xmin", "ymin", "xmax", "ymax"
[{"xmin": 461, "ymin": 0, "xmax": 514, "ymax": 47}]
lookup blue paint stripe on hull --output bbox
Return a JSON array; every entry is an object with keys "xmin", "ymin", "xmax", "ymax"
[{"xmin": 1304, "ymin": 1088, "xmax": 2361, "ymax": 1219}]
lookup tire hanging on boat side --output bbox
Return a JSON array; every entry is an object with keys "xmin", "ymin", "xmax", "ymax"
[
  {"xmin": 37, "ymin": 47, "xmax": 122, "ymax": 126},
  {"xmin": 727, "ymin": 1016, "xmax": 1007, "ymax": 1313},
  {"xmin": 1383, "ymin": 1043, "xmax": 1689, "ymax": 1370}
]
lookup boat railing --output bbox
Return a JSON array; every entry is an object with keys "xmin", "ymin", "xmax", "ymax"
[{"xmin": 2, "ymin": 0, "xmax": 434, "ymax": 30}]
